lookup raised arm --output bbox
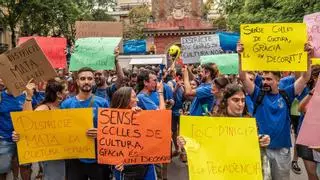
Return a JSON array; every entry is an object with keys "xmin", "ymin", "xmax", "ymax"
[
  {"xmin": 114, "ymin": 48, "xmax": 124, "ymax": 89},
  {"xmin": 237, "ymin": 43, "xmax": 255, "ymax": 95},
  {"xmin": 183, "ymin": 67, "xmax": 196, "ymax": 96},
  {"xmin": 157, "ymin": 81, "xmax": 166, "ymax": 110},
  {"xmin": 298, "ymin": 88, "xmax": 314, "ymax": 113},
  {"xmin": 23, "ymin": 80, "xmax": 35, "ymax": 111},
  {"xmin": 294, "ymin": 43, "xmax": 313, "ymax": 96}
]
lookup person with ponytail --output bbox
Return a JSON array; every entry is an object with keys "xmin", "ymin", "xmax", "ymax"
[{"xmin": 12, "ymin": 78, "xmax": 69, "ymax": 180}]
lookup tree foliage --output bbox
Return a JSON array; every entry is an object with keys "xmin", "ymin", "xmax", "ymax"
[
  {"xmin": 0, "ymin": 0, "xmax": 116, "ymax": 47},
  {"xmin": 124, "ymin": 4, "xmax": 151, "ymax": 40},
  {"xmin": 223, "ymin": 0, "xmax": 320, "ymax": 32}
]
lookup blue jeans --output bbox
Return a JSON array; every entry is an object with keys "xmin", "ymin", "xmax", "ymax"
[{"xmin": 0, "ymin": 140, "xmax": 16, "ymax": 174}]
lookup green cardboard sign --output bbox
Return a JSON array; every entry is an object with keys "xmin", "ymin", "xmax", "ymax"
[{"xmin": 69, "ymin": 37, "xmax": 122, "ymax": 71}]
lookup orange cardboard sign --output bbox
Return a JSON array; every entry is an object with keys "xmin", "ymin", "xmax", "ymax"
[{"xmin": 97, "ymin": 109, "xmax": 171, "ymax": 165}]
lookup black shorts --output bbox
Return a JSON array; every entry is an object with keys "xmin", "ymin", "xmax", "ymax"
[
  {"xmin": 172, "ymin": 115, "xmax": 180, "ymax": 133},
  {"xmin": 290, "ymin": 115, "xmax": 300, "ymax": 136},
  {"xmin": 297, "ymin": 144, "xmax": 315, "ymax": 162}
]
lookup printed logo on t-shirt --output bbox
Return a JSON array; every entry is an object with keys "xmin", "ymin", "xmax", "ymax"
[{"xmin": 278, "ymin": 98, "xmax": 284, "ymax": 109}]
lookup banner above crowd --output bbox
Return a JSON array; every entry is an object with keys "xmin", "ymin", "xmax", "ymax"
[
  {"xmin": 0, "ymin": 38, "xmax": 57, "ymax": 97},
  {"xmin": 11, "ymin": 108, "xmax": 95, "ymax": 164},
  {"xmin": 75, "ymin": 21, "xmax": 123, "ymax": 39},
  {"xmin": 304, "ymin": 12, "xmax": 320, "ymax": 62},
  {"xmin": 200, "ymin": 54, "xmax": 239, "ymax": 75},
  {"xmin": 181, "ymin": 34, "xmax": 224, "ymax": 64},
  {"xmin": 18, "ymin": 37, "xmax": 67, "ymax": 68},
  {"xmin": 240, "ymin": 23, "xmax": 307, "ymax": 71},
  {"xmin": 297, "ymin": 77, "xmax": 320, "ymax": 147},
  {"xmin": 69, "ymin": 37, "xmax": 122, "ymax": 71},
  {"xmin": 97, "ymin": 109, "xmax": 171, "ymax": 165},
  {"xmin": 180, "ymin": 116, "xmax": 262, "ymax": 180}
]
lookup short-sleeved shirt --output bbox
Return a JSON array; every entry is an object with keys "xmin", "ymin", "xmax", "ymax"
[
  {"xmin": 94, "ymin": 84, "xmax": 117, "ymax": 103},
  {"xmin": 137, "ymin": 92, "xmax": 159, "ymax": 110},
  {"xmin": 0, "ymin": 91, "xmax": 28, "ymax": 142},
  {"xmin": 163, "ymin": 83, "xmax": 173, "ymax": 102},
  {"xmin": 251, "ymin": 85, "xmax": 295, "ymax": 148},
  {"xmin": 32, "ymin": 91, "xmax": 45, "ymax": 108},
  {"xmin": 60, "ymin": 95, "xmax": 109, "ymax": 163},
  {"xmin": 172, "ymin": 87, "xmax": 184, "ymax": 116},
  {"xmin": 279, "ymin": 76, "xmax": 295, "ymax": 90},
  {"xmin": 255, "ymin": 75, "xmax": 263, "ymax": 88},
  {"xmin": 189, "ymin": 83, "xmax": 214, "ymax": 116},
  {"xmin": 245, "ymin": 95, "xmax": 254, "ymax": 115}
]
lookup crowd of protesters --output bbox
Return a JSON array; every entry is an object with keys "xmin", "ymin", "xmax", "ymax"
[{"xmin": 0, "ymin": 42, "xmax": 319, "ymax": 180}]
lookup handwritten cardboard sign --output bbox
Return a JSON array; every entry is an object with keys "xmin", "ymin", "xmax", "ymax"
[
  {"xmin": 69, "ymin": 37, "xmax": 122, "ymax": 71},
  {"xmin": 181, "ymin": 34, "xmax": 224, "ymax": 64},
  {"xmin": 18, "ymin": 37, "xmax": 67, "ymax": 68},
  {"xmin": 297, "ymin": 78, "xmax": 320, "ymax": 147},
  {"xmin": 304, "ymin": 12, "xmax": 320, "ymax": 62},
  {"xmin": 200, "ymin": 54, "xmax": 239, "ymax": 74},
  {"xmin": 75, "ymin": 21, "xmax": 123, "ymax": 39},
  {"xmin": 180, "ymin": 116, "xmax": 262, "ymax": 180},
  {"xmin": 0, "ymin": 38, "xmax": 57, "ymax": 97},
  {"xmin": 240, "ymin": 23, "xmax": 307, "ymax": 71},
  {"xmin": 11, "ymin": 108, "xmax": 95, "ymax": 164},
  {"xmin": 97, "ymin": 109, "xmax": 171, "ymax": 165}
]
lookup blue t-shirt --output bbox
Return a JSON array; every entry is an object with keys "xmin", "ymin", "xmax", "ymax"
[
  {"xmin": 251, "ymin": 85, "xmax": 295, "ymax": 148},
  {"xmin": 60, "ymin": 95, "xmax": 109, "ymax": 163},
  {"xmin": 189, "ymin": 83, "xmax": 214, "ymax": 116},
  {"xmin": 172, "ymin": 87, "xmax": 184, "ymax": 116},
  {"xmin": 245, "ymin": 95, "xmax": 254, "ymax": 115},
  {"xmin": 279, "ymin": 76, "xmax": 295, "ymax": 90},
  {"xmin": 94, "ymin": 84, "xmax": 117, "ymax": 103},
  {"xmin": 255, "ymin": 75, "xmax": 263, "ymax": 88},
  {"xmin": 0, "ymin": 91, "xmax": 27, "ymax": 142},
  {"xmin": 32, "ymin": 91, "xmax": 45, "ymax": 108},
  {"xmin": 163, "ymin": 83, "xmax": 173, "ymax": 102},
  {"xmin": 137, "ymin": 92, "xmax": 159, "ymax": 110}
]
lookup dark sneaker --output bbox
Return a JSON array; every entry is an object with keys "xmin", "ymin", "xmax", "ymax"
[{"xmin": 291, "ymin": 161, "xmax": 302, "ymax": 174}]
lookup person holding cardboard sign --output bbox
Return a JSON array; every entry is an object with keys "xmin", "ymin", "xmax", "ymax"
[
  {"xmin": 60, "ymin": 67, "xmax": 111, "ymax": 180},
  {"xmin": 108, "ymin": 86, "xmax": 157, "ymax": 180},
  {"xmin": 238, "ymin": 41, "xmax": 313, "ymax": 180},
  {"xmin": 0, "ymin": 84, "xmax": 39, "ymax": 180},
  {"xmin": 12, "ymin": 78, "xmax": 68, "ymax": 180},
  {"xmin": 136, "ymin": 69, "xmax": 166, "ymax": 179},
  {"xmin": 177, "ymin": 83, "xmax": 271, "ymax": 179}
]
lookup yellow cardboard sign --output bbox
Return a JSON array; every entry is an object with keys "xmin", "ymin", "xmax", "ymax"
[
  {"xmin": 241, "ymin": 23, "xmax": 307, "ymax": 71},
  {"xmin": 180, "ymin": 116, "xmax": 262, "ymax": 180},
  {"xmin": 312, "ymin": 58, "xmax": 320, "ymax": 65},
  {"xmin": 11, "ymin": 108, "xmax": 95, "ymax": 164}
]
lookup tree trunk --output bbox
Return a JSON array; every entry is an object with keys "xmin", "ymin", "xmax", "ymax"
[{"xmin": 10, "ymin": 25, "xmax": 16, "ymax": 48}]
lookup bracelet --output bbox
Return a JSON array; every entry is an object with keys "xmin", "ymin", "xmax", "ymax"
[
  {"xmin": 158, "ymin": 91, "xmax": 163, "ymax": 93},
  {"xmin": 309, "ymin": 92, "xmax": 314, "ymax": 96},
  {"xmin": 26, "ymin": 98, "xmax": 32, "ymax": 101}
]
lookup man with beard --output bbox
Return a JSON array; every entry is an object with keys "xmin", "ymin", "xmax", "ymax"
[
  {"xmin": 238, "ymin": 43, "xmax": 313, "ymax": 180},
  {"xmin": 183, "ymin": 64, "xmax": 216, "ymax": 116},
  {"xmin": 60, "ymin": 67, "xmax": 111, "ymax": 180},
  {"xmin": 94, "ymin": 51, "xmax": 124, "ymax": 102},
  {"xmin": 129, "ymin": 72, "xmax": 138, "ymax": 90}
]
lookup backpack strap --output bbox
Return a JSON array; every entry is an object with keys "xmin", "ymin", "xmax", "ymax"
[
  {"xmin": 252, "ymin": 90, "xmax": 265, "ymax": 116},
  {"xmin": 279, "ymin": 90, "xmax": 291, "ymax": 111},
  {"xmin": 88, "ymin": 95, "xmax": 95, "ymax": 108}
]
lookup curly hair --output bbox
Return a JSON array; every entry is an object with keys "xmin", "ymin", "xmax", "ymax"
[{"xmin": 213, "ymin": 83, "xmax": 250, "ymax": 117}]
